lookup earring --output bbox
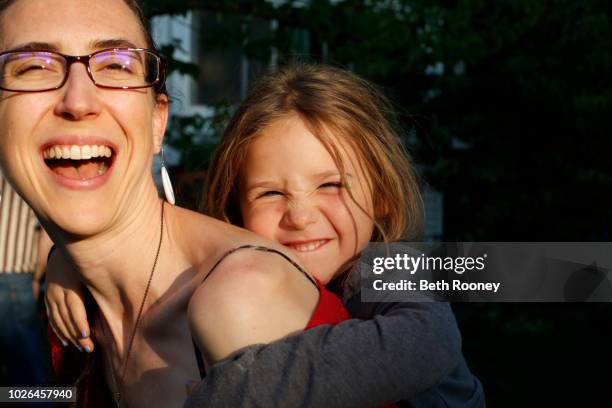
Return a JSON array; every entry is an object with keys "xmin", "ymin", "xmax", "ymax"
[{"xmin": 160, "ymin": 146, "xmax": 175, "ymax": 205}]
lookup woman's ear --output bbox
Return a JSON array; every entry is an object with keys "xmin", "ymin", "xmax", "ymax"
[{"xmin": 152, "ymin": 94, "xmax": 169, "ymax": 154}]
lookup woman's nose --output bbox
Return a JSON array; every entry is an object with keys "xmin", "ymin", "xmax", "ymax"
[
  {"xmin": 281, "ymin": 201, "xmax": 319, "ymax": 230},
  {"xmin": 54, "ymin": 64, "xmax": 102, "ymax": 121}
]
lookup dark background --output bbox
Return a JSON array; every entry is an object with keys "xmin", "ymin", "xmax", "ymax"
[{"xmin": 144, "ymin": 1, "xmax": 612, "ymax": 406}]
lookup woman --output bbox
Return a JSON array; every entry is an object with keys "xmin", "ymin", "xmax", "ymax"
[{"xmin": 0, "ymin": 0, "xmax": 320, "ymax": 406}]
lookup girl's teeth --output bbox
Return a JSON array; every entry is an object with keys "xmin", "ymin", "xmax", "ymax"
[
  {"xmin": 291, "ymin": 240, "xmax": 327, "ymax": 252},
  {"xmin": 44, "ymin": 145, "xmax": 113, "ymax": 160}
]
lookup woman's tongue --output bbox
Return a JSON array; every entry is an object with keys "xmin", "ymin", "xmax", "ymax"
[{"xmin": 48, "ymin": 159, "xmax": 108, "ymax": 180}]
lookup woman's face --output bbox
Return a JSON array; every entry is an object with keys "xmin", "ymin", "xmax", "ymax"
[
  {"xmin": 0, "ymin": 0, "xmax": 167, "ymax": 237},
  {"xmin": 239, "ymin": 115, "xmax": 375, "ymax": 284}
]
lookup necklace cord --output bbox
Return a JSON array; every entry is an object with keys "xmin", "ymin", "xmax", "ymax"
[{"xmin": 101, "ymin": 200, "xmax": 165, "ymax": 407}]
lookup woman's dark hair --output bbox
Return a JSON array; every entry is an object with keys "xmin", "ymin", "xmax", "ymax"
[
  {"xmin": 0, "ymin": 0, "xmax": 152, "ymax": 46},
  {"xmin": 0, "ymin": 0, "xmax": 166, "ymax": 96}
]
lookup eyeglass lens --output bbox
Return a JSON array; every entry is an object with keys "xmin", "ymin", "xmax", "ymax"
[{"xmin": 0, "ymin": 49, "xmax": 159, "ymax": 91}]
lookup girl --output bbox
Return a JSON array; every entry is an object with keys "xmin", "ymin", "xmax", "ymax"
[{"xmin": 47, "ymin": 64, "xmax": 483, "ymax": 406}]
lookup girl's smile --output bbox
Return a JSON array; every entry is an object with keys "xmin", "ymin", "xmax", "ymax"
[{"xmin": 240, "ymin": 114, "xmax": 375, "ymax": 284}]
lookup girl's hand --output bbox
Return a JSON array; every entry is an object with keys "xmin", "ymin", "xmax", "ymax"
[{"xmin": 45, "ymin": 250, "xmax": 94, "ymax": 353}]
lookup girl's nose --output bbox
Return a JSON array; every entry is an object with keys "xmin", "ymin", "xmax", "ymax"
[{"xmin": 281, "ymin": 201, "xmax": 319, "ymax": 230}]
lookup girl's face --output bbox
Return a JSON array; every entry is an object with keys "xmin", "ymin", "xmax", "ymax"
[
  {"xmin": 0, "ymin": 0, "xmax": 167, "ymax": 237},
  {"xmin": 239, "ymin": 115, "xmax": 375, "ymax": 284}
]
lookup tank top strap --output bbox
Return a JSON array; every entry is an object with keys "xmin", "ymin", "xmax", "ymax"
[{"xmin": 201, "ymin": 244, "xmax": 317, "ymax": 288}]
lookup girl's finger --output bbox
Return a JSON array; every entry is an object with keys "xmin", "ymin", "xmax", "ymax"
[
  {"xmin": 45, "ymin": 289, "xmax": 71, "ymax": 343},
  {"xmin": 77, "ymin": 337, "xmax": 95, "ymax": 353},
  {"xmin": 49, "ymin": 301, "xmax": 79, "ymax": 349},
  {"xmin": 66, "ymin": 291, "xmax": 91, "ymax": 342},
  {"xmin": 45, "ymin": 296, "xmax": 67, "ymax": 346},
  {"xmin": 57, "ymin": 295, "xmax": 80, "ymax": 345},
  {"xmin": 49, "ymin": 320, "xmax": 69, "ymax": 348},
  {"xmin": 49, "ymin": 306, "xmax": 71, "ymax": 348}
]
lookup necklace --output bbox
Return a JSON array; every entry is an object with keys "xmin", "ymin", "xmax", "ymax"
[{"xmin": 100, "ymin": 201, "xmax": 165, "ymax": 408}]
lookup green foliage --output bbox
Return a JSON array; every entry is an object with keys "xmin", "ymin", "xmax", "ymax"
[
  {"xmin": 164, "ymin": 103, "xmax": 235, "ymax": 169},
  {"xmin": 159, "ymin": 43, "xmax": 200, "ymax": 79},
  {"xmin": 145, "ymin": 0, "xmax": 612, "ymax": 240}
]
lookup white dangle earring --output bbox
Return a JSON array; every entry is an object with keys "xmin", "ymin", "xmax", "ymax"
[{"xmin": 160, "ymin": 146, "xmax": 176, "ymax": 205}]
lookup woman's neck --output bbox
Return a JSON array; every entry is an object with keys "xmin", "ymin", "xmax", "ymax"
[{"xmin": 56, "ymin": 190, "xmax": 170, "ymax": 322}]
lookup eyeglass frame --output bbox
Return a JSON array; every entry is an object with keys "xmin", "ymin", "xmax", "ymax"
[{"xmin": 0, "ymin": 47, "xmax": 167, "ymax": 93}]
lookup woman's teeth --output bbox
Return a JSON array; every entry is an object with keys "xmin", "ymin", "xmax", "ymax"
[
  {"xmin": 43, "ymin": 144, "xmax": 112, "ymax": 160},
  {"xmin": 289, "ymin": 240, "xmax": 328, "ymax": 252},
  {"xmin": 43, "ymin": 144, "xmax": 114, "ymax": 180}
]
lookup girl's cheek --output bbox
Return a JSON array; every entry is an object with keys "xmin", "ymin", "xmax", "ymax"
[
  {"xmin": 242, "ymin": 203, "xmax": 284, "ymax": 237},
  {"xmin": 328, "ymin": 192, "xmax": 375, "ymax": 244}
]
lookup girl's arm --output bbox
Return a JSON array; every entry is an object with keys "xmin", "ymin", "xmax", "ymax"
[
  {"xmin": 184, "ymin": 301, "xmax": 463, "ymax": 408},
  {"xmin": 45, "ymin": 249, "xmax": 93, "ymax": 351}
]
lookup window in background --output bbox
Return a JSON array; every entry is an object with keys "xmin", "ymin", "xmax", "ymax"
[{"xmin": 192, "ymin": 11, "xmax": 268, "ymax": 106}]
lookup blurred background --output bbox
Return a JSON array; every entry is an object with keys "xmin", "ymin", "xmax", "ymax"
[
  {"xmin": 27, "ymin": 0, "xmax": 606, "ymax": 406},
  {"xmin": 142, "ymin": 1, "xmax": 612, "ymax": 406}
]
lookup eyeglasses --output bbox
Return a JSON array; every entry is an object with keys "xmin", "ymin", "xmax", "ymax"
[{"xmin": 0, "ymin": 48, "xmax": 167, "ymax": 92}]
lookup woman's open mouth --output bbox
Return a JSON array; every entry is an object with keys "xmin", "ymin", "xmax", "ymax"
[{"xmin": 43, "ymin": 144, "xmax": 115, "ymax": 180}]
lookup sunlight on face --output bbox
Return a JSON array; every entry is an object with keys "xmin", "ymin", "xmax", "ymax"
[
  {"xmin": 239, "ymin": 115, "xmax": 375, "ymax": 284},
  {"xmin": 0, "ymin": 0, "xmax": 166, "ymax": 237}
]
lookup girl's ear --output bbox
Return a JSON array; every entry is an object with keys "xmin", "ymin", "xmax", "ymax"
[{"xmin": 152, "ymin": 94, "xmax": 169, "ymax": 154}]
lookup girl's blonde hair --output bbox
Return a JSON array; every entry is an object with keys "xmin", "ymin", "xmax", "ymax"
[{"xmin": 202, "ymin": 63, "xmax": 423, "ymax": 242}]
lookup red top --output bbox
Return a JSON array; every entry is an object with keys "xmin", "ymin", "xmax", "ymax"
[{"xmin": 304, "ymin": 276, "xmax": 350, "ymax": 329}]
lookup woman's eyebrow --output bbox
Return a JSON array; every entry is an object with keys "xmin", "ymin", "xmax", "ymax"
[
  {"xmin": 89, "ymin": 38, "xmax": 140, "ymax": 50},
  {"xmin": 5, "ymin": 39, "xmax": 140, "ymax": 54},
  {"xmin": 7, "ymin": 42, "xmax": 59, "ymax": 52}
]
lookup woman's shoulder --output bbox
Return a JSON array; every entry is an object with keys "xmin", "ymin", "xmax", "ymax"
[
  {"xmin": 169, "ymin": 206, "xmax": 277, "ymax": 260},
  {"xmin": 172, "ymin": 205, "xmax": 274, "ymax": 248},
  {"xmin": 193, "ymin": 242, "xmax": 312, "ymax": 300},
  {"xmin": 186, "ymin": 241, "xmax": 319, "ymax": 364},
  {"xmin": 170, "ymin": 207, "xmax": 317, "ymax": 308},
  {"xmin": 188, "ymin": 239, "xmax": 317, "ymax": 319}
]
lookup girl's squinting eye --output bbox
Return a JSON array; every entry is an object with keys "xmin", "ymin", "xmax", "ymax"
[
  {"xmin": 319, "ymin": 182, "xmax": 343, "ymax": 189},
  {"xmin": 257, "ymin": 190, "xmax": 283, "ymax": 199}
]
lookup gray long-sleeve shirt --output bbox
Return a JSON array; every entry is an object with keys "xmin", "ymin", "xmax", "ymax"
[{"xmin": 184, "ymin": 295, "xmax": 484, "ymax": 407}]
